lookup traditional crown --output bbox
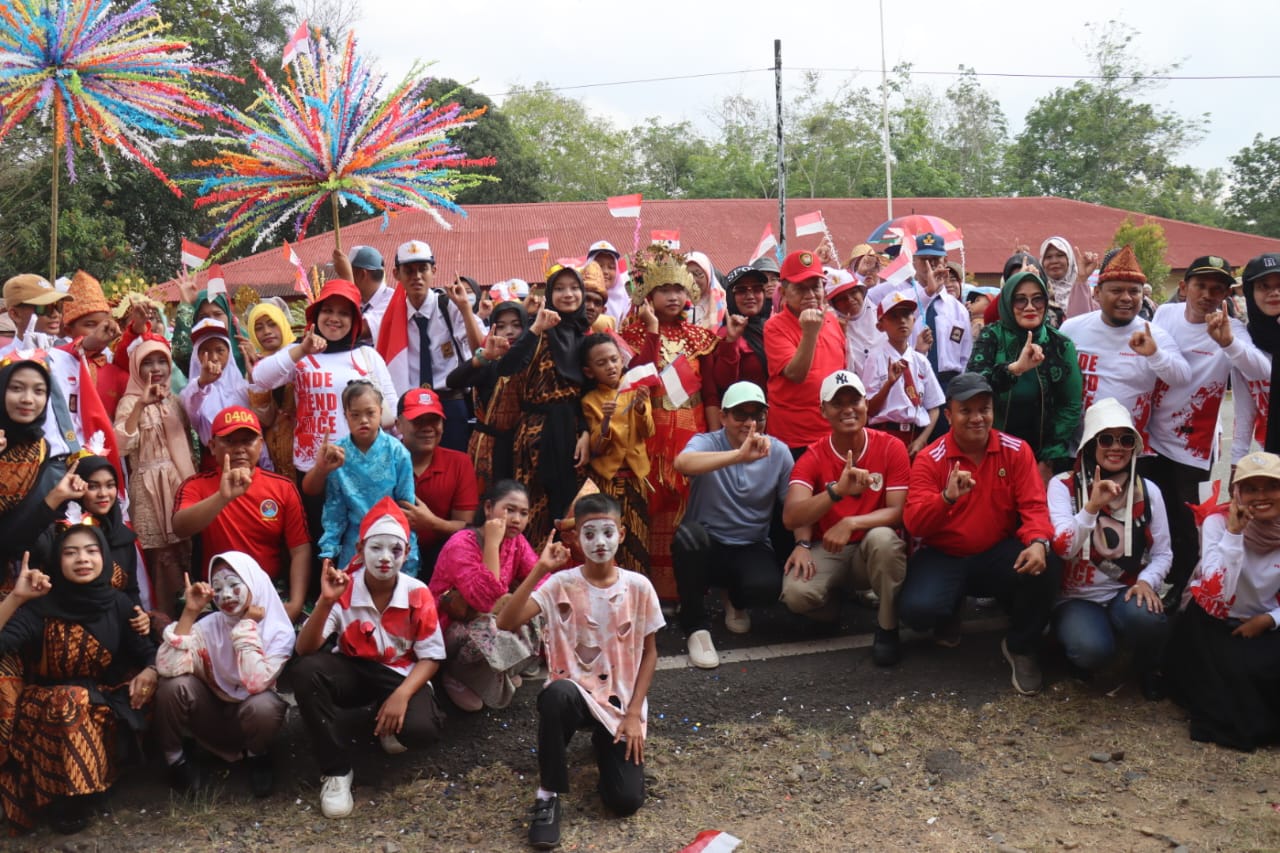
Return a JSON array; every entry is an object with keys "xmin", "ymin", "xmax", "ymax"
[{"xmin": 630, "ymin": 243, "xmax": 698, "ymax": 306}]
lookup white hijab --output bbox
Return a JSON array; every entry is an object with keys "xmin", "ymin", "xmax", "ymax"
[
  {"xmin": 179, "ymin": 330, "xmax": 251, "ymax": 444},
  {"xmin": 200, "ymin": 551, "xmax": 295, "ymax": 701},
  {"xmin": 1040, "ymin": 236, "xmax": 1097, "ymax": 319}
]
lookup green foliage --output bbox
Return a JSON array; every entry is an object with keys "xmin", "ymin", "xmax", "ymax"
[
  {"xmin": 1226, "ymin": 134, "xmax": 1280, "ymax": 238},
  {"xmin": 1112, "ymin": 217, "xmax": 1171, "ymax": 286},
  {"xmin": 422, "ymin": 79, "xmax": 540, "ymax": 205}
]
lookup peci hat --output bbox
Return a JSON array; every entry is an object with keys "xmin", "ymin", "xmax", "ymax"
[
  {"xmin": 211, "ymin": 405, "xmax": 262, "ymax": 438},
  {"xmin": 3, "ymin": 274, "xmax": 72, "ymax": 309},
  {"xmin": 915, "ymin": 233, "xmax": 947, "ymax": 258},
  {"xmin": 779, "ymin": 250, "xmax": 823, "ymax": 284},
  {"xmin": 1243, "ymin": 253, "xmax": 1280, "ymax": 284},
  {"xmin": 721, "ymin": 381, "xmax": 767, "ymax": 411},
  {"xmin": 1097, "ymin": 245, "xmax": 1146, "ymax": 285},
  {"xmin": 350, "ymin": 245, "xmax": 384, "ymax": 271},
  {"xmin": 819, "ymin": 369, "xmax": 866, "ymax": 403},
  {"xmin": 190, "ymin": 317, "xmax": 230, "ymax": 349},
  {"xmin": 946, "ymin": 372, "xmax": 993, "ymax": 402},
  {"xmin": 1185, "ymin": 255, "xmax": 1234, "ymax": 284},
  {"xmin": 395, "ymin": 240, "xmax": 434, "ymax": 266},
  {"xmin": 398, "ymin": 387, "xmax": 446, "ymax": 420},
  {"xmin": 877, "ymin": 290, "xmax": 917, "ymax": 319},
  {"xmin": 1235, "ymin": 451, "xmax": 1280, "ymax": 485}
]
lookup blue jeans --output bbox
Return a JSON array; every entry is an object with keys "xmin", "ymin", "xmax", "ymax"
[{"xmin": 1052, "ymin": 590, "xmax": 1169, "ymax": 672}]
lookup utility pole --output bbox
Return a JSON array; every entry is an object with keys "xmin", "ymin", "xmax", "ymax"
[
  {"xmin": 878, "ymin": 0, "xmax": 893, "ymax": 220},
  {"xmin": 775, "ymin": 39, "xmax": 786, "ymax": 256}
]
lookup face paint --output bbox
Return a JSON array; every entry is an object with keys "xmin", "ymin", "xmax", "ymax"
[
  {"xmin": 363, "ymin": 534, "xmax": 407, "ymax": 581},
  {"xmin": 579, "ymin": 519, "xmax": 621, "ymax": 565},
  {"xmin": 211, "ymin": 566, "xmax": 250, "ymax": 617}
]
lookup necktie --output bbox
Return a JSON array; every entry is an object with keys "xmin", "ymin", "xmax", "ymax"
[
  {"xmin": 925, "ymin": 298, "xmax": 940, "ymax": 374},
  {"xmin": 413, "ymin": 314, "xmax": 434, "ymax": 389}
]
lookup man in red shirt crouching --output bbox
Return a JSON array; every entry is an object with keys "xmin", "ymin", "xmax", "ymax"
[{"xmin": 900, "ymin": 373, "xmax": 1060, "ymax": 695}]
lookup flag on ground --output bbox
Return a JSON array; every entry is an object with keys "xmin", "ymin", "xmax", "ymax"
[
  {"xmin": 678, "ymin": 830, "xmax": 743, "ymax": 853},
  {"xmin": 794, "ymin": 210, "xmax": 826, "ymax": 237},
  {"xmin": 181, "ymin": 238, "xmax": 209, "ymax": 269},
  {"xmin": 660, "ymin": 355, "xmax": 699, "ymax": 408},
  {"xmin": 650, "ymin": 229, "xmax": 680, "ymax": 249},
  {"xmin": 527, "ymin": 236, "xmax": 549, "ymax": 253},
  {"xmin": 752, "ymin": 224, "xmax": 778, "ymax": 261},
  {"xmin": 282, "ymin": 21, "xmax": 310, "ymax": 68},
  {"xmin": 607, "ymin": 193, "xmax": 642, "ymax": 218}
]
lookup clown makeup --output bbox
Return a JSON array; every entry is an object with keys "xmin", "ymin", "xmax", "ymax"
[
  {"xmin": 579, "ymin": 518, "xmax": 621, "ymax": 566},
  {"xmin": 363, "ymin": 534, "xmax": 407, "ymax": 581},
  {"xmin": 211, "ymin": 565, "xmax": 251, "ymax": 617}
]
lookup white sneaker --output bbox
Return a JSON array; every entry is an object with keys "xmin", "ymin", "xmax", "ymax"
[
  {"xmin": 687, "ymin": 629, "xmax": 720, "ymax": 669},
  {"xmin": 379, "ymin": 734, "xmax": 407, "ymax": 755},
  {"xmin": 320, "ymin": 770, "xmax": 354, "ymax": 818},
  {"xmin": 723, "ymin": 598, "xmax": 751, "ymax": 634}
]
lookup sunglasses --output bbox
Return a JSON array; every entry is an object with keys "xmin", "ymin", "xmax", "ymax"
[
  {"xmin": 33, "ymin": 302, "xmax": 64, "ymax": 316},
  {"xmin": 727, "ymin": 408, "xmax": 767, "ymax": 423},
  {"xmin": 1096, "ymin": 433, "xmax": 1137, "ymax": 449},
  {"xmin": 1012, "ymin": 294, "xmax": 1047, "ymax": 309}
]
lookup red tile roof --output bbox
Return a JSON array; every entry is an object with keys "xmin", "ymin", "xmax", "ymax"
[{"xmin": 153, "ymin": 197, "xmax": 1280, "ymax": 299}]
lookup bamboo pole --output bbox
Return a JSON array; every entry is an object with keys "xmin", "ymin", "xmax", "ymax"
[
  {"xmin": 49, "ymin": 134, "xmax": 60, "ymax": 282},
  {"xmin": 331, "ymin": 193, "xmax": 342, "ymax": 252}
]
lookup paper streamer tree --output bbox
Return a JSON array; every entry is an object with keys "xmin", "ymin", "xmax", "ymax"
[
  {"xmin": 190, "ymin": 29, "xmax": 496, "ymax": 256},
  {"xmin": 0, "ymin": 0, "xmax": 229, "ymax": 280}
]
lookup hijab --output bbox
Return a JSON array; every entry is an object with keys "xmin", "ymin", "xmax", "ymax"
[
  {"xmin": 1243, "ymin": 275, "xmax": 1280, "ymax": 454},
  {"xmin": 491, "ymin": 301, "xmax": 529, "ymax": 336},
  {"xmin": 36, "ymin": 522, "xmax": 122, "ymax": 641},
  {"xmin": 247, "ymin": 302, "xmax": 297, "ymax": 354},
  {"xmin": 1038, "ymin": 236, "xmax": 1078, "ymax": 310},
  {"xmin": 124, "ymin": 336, "xmax": 197, "ymax": 478},
  {"xmin": 194, "ymin": 290, "xmax": 246, "ymax": 373},
  {"xmin": 998, "ymin": 271, "xmax": 1051, "ymax": 343},
  {"xmin": 74, "ymin": 456, "xmax": 136, "ymax": 552},
  {"xmin": 542, "ymin": 269, "xmax": 590, "ymax": 385},
  {"xmin": 201, "ymin": 551, "xmax": 295, "ymax": 701},
  {"xmin": 181, "ymin": 327, "xmax": 251, "ymax": 445},
  {"xmin": 686, "ymin": 251, "xmax": 727, "ymax": 329},
  {"xmin": 724, "ymin": 276, "xmax": 770, "ymax": 374},
  {"xmin": 0, "ymin": 358, "xmax": 52, "ymax": 448}
]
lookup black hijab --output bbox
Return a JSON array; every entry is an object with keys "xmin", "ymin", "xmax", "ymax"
[
  {"xmin": 36, "ymin": 522, "xmax": 121, "ymax": 639},
  {"xmin": 75, "ymin": 456, "xmax": 137, "ymax": 551},
  {"xmin": 1243, "ymin": 275, "xmax": 1280, "ymax": 453},
  {"xmin": 0, "ymin": 359, "xmax": 52, "ymax": 448},
  {"xmin": 491, "ymin": 301, "xmax": 529, "ymax": 336},
  {"xmin": 723, "ymin": 267, "xmax": 771, "ymax": 375},
  {"xmin": 543, "ymin": 269, "xmax": 590, "ymax": 385}
]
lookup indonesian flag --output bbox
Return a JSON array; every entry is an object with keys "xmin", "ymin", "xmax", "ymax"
[
  {"xmin": 879, "ymin": 229, "xmax": 914, "ymax": 288},
  {"xmin": 607, "ymin": 328, "xmax": 636, "ymax": 365},
  {"xmin": 527, "ymin": 236, "xmax": 550, "ymax": 253},
  {"xmin": 283, "ymin": 241, "xmax": 310, "ymax": 300},
  {"xmin": 794, "ymin": 210, "xmax": 826, "ymax": 237},
  {"xmin": 607, "ymin": 193, "xmax": 642, "ymax": 218},
  {"xmin": 617, "ymin": 362, "xmax": 660, "ymax": 394},
  {"xmin": 376, "ymin": 285, "xmax": 414, "ymax": 393},
  {"xmin": 51, "ymin": 345, "xmax": 124, "ymax": 477},
  {"xmin": 942, "ymin": 228, "xmax": 965, "ymax": 251},
  {"xmin": 205, "ymin": 263, "xmax": 227, "ymax": 298},
  {"xmin": 660, "ymin": 355, "xmax": 699, "ymax": 408},
  {"xmin": 282, "ymin": 20, "xmax": 310, "ymax": 68},
  {"xmin": 651, "ymin": 229, "xmax": 680, "ymax": 249},
  {"xmin": 752, "ymin": 224, "xmax": 778, "ymax": 260},
  {"xmin": 679, "ymin": 831, "xmax": 742, "ymax": 853},
  {"xmin": 180, "ymin": 238, "xmax": 209, "ymax": 269}
]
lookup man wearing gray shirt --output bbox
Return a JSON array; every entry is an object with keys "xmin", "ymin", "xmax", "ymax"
[{"xmin": 672, "ymin": 382, "xmax": 808, "ymax": 669}]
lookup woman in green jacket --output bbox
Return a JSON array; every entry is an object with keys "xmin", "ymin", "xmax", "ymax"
[{"xmin": 967, "ymin": 270, "xmax": 1083, "ymax": 475}]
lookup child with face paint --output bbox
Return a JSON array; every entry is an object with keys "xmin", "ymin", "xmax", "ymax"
[
  {"xmin": 430, "ymin": 480, "xmax": 543, "ymax": 711},
  {"xmin": 293, "ymin": 497, "xmax": 446, "ymax": 819},
  {"xmin": 498, "ymin": 492, "xmax": 664, "ymax": 849},
  {"xmin": 579, "ymin": 334, "xmax": 654, "ymax": 577},
  {"xmin": 153, "ymin": 552, "xmax": 294, "ymax": 797}
]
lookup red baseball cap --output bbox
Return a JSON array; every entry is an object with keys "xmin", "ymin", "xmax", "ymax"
[
  {"xmin": 398, "ymin": 388, "xmax": 446, "ymax": 420},
  {"xmin": 779, "ymin": 250, "xmax": 824, "ymax": 284},
  {"xmin": 211, "ymin": 405, "xmax": 262, "ymax": 437}
]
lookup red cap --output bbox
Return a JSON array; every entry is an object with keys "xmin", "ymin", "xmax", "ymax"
[
  {"xmin": 211, "ymin": 406, "xmax": 262, "ymax": 438},
  {"xmin": 398, "ymin": 388, "xmax": 446, "ymax": 420},
  {"xmin": 779, "ymin": 250, "xmax": 824, "ymax": 284}
]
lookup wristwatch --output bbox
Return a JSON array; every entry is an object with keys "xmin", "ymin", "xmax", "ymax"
[
  {"xmin": 1031, "ymin": 537, "xmax": 1051, "ymax": 554},
  {"xmin": 796, "ymin": 541, "xmax": 813, "ymax": 549},
  {"xmin": 825, "ymin": 481, "xmax": 842, "ymax": 503}
]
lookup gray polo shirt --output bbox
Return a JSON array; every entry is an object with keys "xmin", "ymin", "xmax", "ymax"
[{"xmin": 682, "ymin": 429, "xmax": 793, "ymax": 547}]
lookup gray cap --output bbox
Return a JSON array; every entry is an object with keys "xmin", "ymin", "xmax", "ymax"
[
  {"xmin": 946, "ymin": 372, "xmax": 994, "ymax": 402},
  {"xmin": 350, "ymin": 245, "xmax": 383, "ymax": 271},
  {"xmin": 751, "ymin": 255, "xmax": 780, "ymax": 275}
]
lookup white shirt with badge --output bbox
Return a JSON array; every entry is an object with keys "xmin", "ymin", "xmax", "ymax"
[
  {"xmin": 859, "ymin": 339, "xmax": 945, "ymax": 428},
  {"xmin": 915, "ymin": 290, "xmax": 972, "ymax": 374},
  {"xmin": 406, "ymin": 291, "xmax": 473, "ymax": 390}
]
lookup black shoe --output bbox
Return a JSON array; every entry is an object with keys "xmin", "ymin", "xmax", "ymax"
[
  {"xmin": 528, "ymin": 796, "xmax": 562, "ymax": 849},
  {"xmin": 871, "ymin": 627, "xmax": 901, "ymax": 667},
  {"xmin": 49, "ymin": 795, "xmax": 92, "ymax": 835},
  {"xmin": 246, "ymin": 753, "xmax": 274, "ymax": 798},
  {"xmin": 168, "ymin": 756, "xmax": 206, "ymax": 796},
  {"xmin": 1139, "ymin": 670, "xmax": 1166, "ymax": 702}
]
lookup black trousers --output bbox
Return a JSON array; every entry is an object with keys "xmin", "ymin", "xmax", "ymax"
[
  {"xmin": 671, "ymin": 520, "xmax": 783, "ymax": 634},
  {"xmin": 291, "ymin": 653, "xmax": 444, "ymax": 776},
  {"xmin": 1137, "ymin": 455, "xmax": 1204, "ymax": 604},
  {"xmin": 536, "ymin": 680, "xmax": 645, "ymax": 815}
]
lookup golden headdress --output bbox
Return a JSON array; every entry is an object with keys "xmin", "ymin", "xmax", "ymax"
[{"xmin": 630, "ymin": 243, "xmax": 698, "ymax": 306}]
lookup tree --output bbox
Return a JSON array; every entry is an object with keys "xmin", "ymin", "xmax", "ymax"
[
  {"xmin": 938, "ymin": 67, "xmax": 1009, "ymax": 196},
  {"xmin": 1112, "ymin": 217, "xmax": 1171, "ymax": 288},
  {"xmin": 631, "ymin": 119, "xmax": 712, "ymax": 199},
  {"xmin": 1226, "ymin": 134, "xmax": 1280, "ymax": 238},
  {"xmin": 691, "ymin": 94, "xmax": 776, "ymax": 199},
  {"xmin": 421, "ymin": 79, "xmax": 539, "ymax": 205}
]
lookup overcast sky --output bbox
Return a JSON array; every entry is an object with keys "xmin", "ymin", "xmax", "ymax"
[{"xmin": 356, "ymin": 0, "xmax": 1277, "ymax": 177}]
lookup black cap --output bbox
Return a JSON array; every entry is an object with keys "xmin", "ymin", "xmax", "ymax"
[
  {"xmin": 946, "ymin": 372, "xmax": 994, "ymax": 402},
  {"xmin": 750, "ymin": 255, "xmax": 780, "ymax": 275},
  {"xmin": 1185, "ymin": 255, "xmax": 1235, "ymax": 283},
  {"xmin": 726, "ymin": 265, "xmax": 768, "ymax": 288},
  {"xmin": 1243, "ymin": 253, "xmax": 1280, "ymax": 283}
]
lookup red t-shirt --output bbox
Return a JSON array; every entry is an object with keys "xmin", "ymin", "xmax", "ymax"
[
  {"xmin": 175, "ymin": 469, "xmax": 310, "ymax": 580},
  {"xmin": 791, "ymin": 431, "xmax": 911, "ymax": 538},
  {"xmin": 414, "ymin": 447, "xmax": 480, "ymax": 547},
  {"xmin": 763, "ymin": 308, "xmax": 846, "ymax": 449}
]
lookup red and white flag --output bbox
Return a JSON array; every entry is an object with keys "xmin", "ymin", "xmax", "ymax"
[
  {"xmin": 607, "ymin": 329, "xmax": 636, "ymax": 365},
  {"xmin": 617, "ymin": 362, "xmax": 660, "ymax": 394},
  {"xmin": 879, "ymin": 231, "xmax": 914, "ymax": 288},
  {"xmin": 752, "ymin": 224, "xmax": 778, "ymax": 260},
  {"xmin": 283, "ymin": 240, "xmax": 310, "ymax": 300},
  {"xmin": 650, "ymin": 229, "xmax": 680, "ymax": 249},
  {"xmin": 282, "ymin": 21, "xmax": 310, "ymax": 69},
  {"xmin": 678, "ymin": 830, "xmax": 742, "ymax": 853},
  {"xmin": 794, "ymin": 210, "xmax": 826, "ymax": 237},
  {"xmin": 180, "ymin": 238, "xmax": 209, "ymax": 269},
  {"xmin": 527, "ymin": 236, "xmax": 549, "ymax": 253},
  {"xmin": 205, "ymin": 263, "xmax": 227, "ymax": 298},
  {"xmin": 942, "ymin": 228, "xmax": 965, "ymax": 251},
  {"xmin": 660, "ymin": 355, "xmax": 700, "ymax": 408},
  {"xmin": 607, "ymin": 193, "xmax": 642, "ymax": 218}
]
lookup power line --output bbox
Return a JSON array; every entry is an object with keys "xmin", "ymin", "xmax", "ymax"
[{"xmin": 490, "ymin": 68, "xmax": 771, "ymax": 99}]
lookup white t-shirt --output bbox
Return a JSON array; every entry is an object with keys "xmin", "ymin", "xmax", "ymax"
[
  {"xmin": 1190, "ymin": 511, "xmax": 1280, "ymax": 628},
  {"xmin": 859, "ymin": 339, "xmax": 944, "ymax": 428},
  {"xmin": 1231, "ymin": 364, "xmax": 1269, "ymax": 465},
  {"xmin": 1149, "ymin": 304, "xmax": 1270, "ymax": 469}
]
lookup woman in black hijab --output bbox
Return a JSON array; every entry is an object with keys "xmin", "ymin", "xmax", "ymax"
[{"xmin": 710, "ymin": 265, "xmax": 771, "ymax": 398}]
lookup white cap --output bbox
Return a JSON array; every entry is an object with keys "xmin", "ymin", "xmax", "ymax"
[
  {"xmin": 587, "ymin": 240, "xmax": 620, "ymax": 259},
  {"xmin": 396, "ymin": 240, "xmax": 434, "ymax": 265},
  {"xmin": 877, "ymin": 290, "xmax": 917, "ymax": 319},
  {"xmin": 819, "ymin": 369, "xmax": 866, "ymax": 403}
]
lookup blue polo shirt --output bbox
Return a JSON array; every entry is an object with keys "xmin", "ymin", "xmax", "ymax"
[{"xmin": 681, "ymin": 429, "xmax": 793, "ymax": 547}]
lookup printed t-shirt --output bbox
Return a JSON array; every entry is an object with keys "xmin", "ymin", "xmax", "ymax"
[
  {"xmin": 790, "ymin": 432, "xmax": 911, "ymax": 537},
  {"xmin": 323, "ymin": 568, "xmax": 446, "ymax": 675},
  {"xmin": 175, "ymin": 469, "xmax": 309, "ymax": 580}
]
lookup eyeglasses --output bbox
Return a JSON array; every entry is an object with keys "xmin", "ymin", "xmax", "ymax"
[
  {"xmin": 1096, "ymin": 433, "xmax": 1136, "ymax": 448},
  {"xmin": 33, "ymin": 302, "xmax": 63, "ymax": 316},
  {"xmin": 727, "ymin": 408, "xmax": 766, "ymax": 423},
  {"xmin": 1012, "ymin": 294, "xmax": 1047, "ymax": 309}
]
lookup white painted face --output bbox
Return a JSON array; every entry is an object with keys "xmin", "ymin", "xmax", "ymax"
[
  {"xmin": 211, "ymin": 566, "xmax": 251, "ymax": 618},
  {"xmin": 579, "ymin": 519, "xmax": 621, "ymax": 565},
  {"xmin": 363, "ymin": 534, "xmax": 407, "ymax": 581}
]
